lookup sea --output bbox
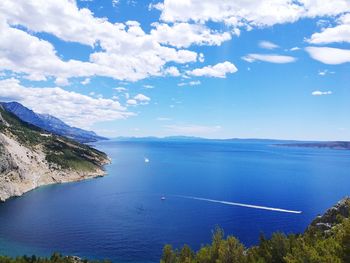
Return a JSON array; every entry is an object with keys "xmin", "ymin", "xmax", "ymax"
[{"xmin": 0, "ymin": 139, "xmax": 350, "ymax": 262}]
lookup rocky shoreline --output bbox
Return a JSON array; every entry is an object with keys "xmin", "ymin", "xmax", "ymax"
[
  {"xmin": 0, "ymin": 104, "xmax": 112, "ymax": 202},
  {"xmin": 0, "ymin": 132, "xmax": 110, "ymax": 202}
]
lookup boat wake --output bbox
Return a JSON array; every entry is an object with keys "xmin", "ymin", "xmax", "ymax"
[{"xmin": 174, "ymin": 195, "xmax": 302, "ymax": 214}]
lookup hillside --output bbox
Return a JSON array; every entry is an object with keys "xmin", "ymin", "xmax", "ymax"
[
  {"xmin": 161, "ymin": 197, "xmax": 350, "ymax": 263},
  {"xmin": 0, "ymin": 105, "xmax": 110, "ymax": 202},
  {"xmin": 1, "ymin": 102, "xmax": 107, "ymax": 143}
]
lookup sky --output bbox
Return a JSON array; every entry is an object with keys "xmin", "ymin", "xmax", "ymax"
[{"xmin": 0, "ymin": 0, "xmax": 349, "ymax": 140}]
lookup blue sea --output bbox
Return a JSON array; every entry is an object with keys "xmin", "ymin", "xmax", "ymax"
[{"xmin": 0, "ymin": 139, "xmax": 350, "ymax": 262}]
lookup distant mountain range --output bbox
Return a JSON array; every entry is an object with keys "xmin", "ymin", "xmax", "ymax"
[
  {"xmin": 113, "ymin": 136, "xmax": 301, "ymax": 143},
  {"xmin": 1, "ymin": 102, "xmax": 107, "ymax": 143},
  {"xmin": 112, "ymin": 136, "xmax": 350, "ymax": 150}
]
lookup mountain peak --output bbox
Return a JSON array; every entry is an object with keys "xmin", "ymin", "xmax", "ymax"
[{"xmin": 0, "ymin": 101, "xmax": 107, "ymax": 143}]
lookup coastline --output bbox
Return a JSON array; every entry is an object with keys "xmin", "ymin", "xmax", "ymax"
[
  {"xmin": 0, "ymin": 132, "xmax": 111, "ymax": 202},
  {"xmin": 0, "ymin": 160, "xmax": 110, "ymax": 202}
]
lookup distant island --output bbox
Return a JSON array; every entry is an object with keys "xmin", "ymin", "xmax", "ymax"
[
  {"xmin": 113, "ymin": 136, "xmax": 350, "ymax": 151},
  {"xmin": 279, "ymin": 141, "xmax": 350, "ymax": 150},
  {"xmin": 0, "ymin": 103, "xmax": 110, "ymax": 202}
]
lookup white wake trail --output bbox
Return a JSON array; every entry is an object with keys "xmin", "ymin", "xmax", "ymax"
[{"xmin": 175, "ymin": 196, "xmax": 302, "ymax": 214}]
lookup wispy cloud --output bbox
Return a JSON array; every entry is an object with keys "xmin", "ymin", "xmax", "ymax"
[
  {"xmin": 242, "ymin": 54, "xmax": 297, "ymax": 63},
  {"xmin": 157, "ymin": 117, "xmax": 171, "ymax": 121},
  {"xmin": 318, "ymin": 69, "xmax": 334, "ymax": 76},
  {"xmin": 305, "ymin": 47, "xmax": 350, "ymax": 65},
  {"xmin": 312, "ymin": 90, "xmax": 332, "ymax": 96},
  {"xmin": 178, "ymin": 80, "xmax": 201, "ymax": 87},
  {"xmin": 259, "ymin": 41, "xmax": 279, "ymax": 49},
  {"xmin": 114, "ymin": 87, "xmax": 127, "ymax": 92}
]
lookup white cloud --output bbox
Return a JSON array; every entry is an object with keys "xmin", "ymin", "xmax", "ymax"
[
  {"xmin": 308, "ymin": 14, "xmax": 350, "ymax": 44},
  {"xmin": 112, "ymin": 0, "xmax": 120, "ymax": 8},
  {"xmin": 318, "ymin": 69, "xmax": 334, "ymax": 76},
  {"xmin": 0, "ymin": 0, "xmax": 199, "ymax": 82},
  {"xmin": 1, "ymin": 0, "xmax": 350, "ymax": 86},
  {"xmin": 312, "ymin": 90, "xmax": 332, "ymax": 96},
  {"xmin": 150, "ymin": 22, "xmax": 231, "ymax": 48},
  {"xmin": 188, "ymin": 62, "xmax": 237, "ymax": 78},
  {"xmin": 189, "ymin": 80, "xmax": 201, "ymax": 86},
  {"xmin": 157, "ymin": 0, "xmax": 350, "ymax": 27},
  {"xmin": 0, "ymin": 18, "xmax": 99, "ymax": 82},
  {"xmin": 259, "ymin": 41, "xmax": 279, "ymax": 49},
  {"xmin": 143, "ymin": 84, "xmax": 154, "ymax": 89},
  {"xmin": 126, "ymin": 99, "xmax": 137, "ymax": 105},
  {"xmin": 305, "ymin": 47, "xmax": 350, "ymax": 64},
  {"xmin": 163, "ymin": 124, "xmax": 222, "ymax": 136},
  {"xmin": 242, "ymin": 54, "xmax": 297, "ymax": 63},
  {"xmin": 290, "ymin": 47, "xmax": 301, "ymax": 51},
  {"xmin": 81, "ymin": 78, "xmax": 91, "ymax": 85},
  {"xmin": 114, "ymin": 87, "xmax": 127, "ymax": 92},
  {"xmin": 178, "ymin": 80, "xmax": 201, "ymax": 87},
  {"xmin": 0, "ymin": 78, "xmax": 133, "ymax": 128},
  {"xmin": 54, "ymin": 77, "xmax": 70, "ymax": 86},
  {"xmin": 163, "ymin": 66, "xmax": 180, "ymax": 76},
  {"xmin": 134, "ymin": 93, "xmax": 151, "ymax": 103},
  {"xmin": 126, "ymin": 94, "xmax": 151, "ymax": 106},
  {"xmin": 199, "ymin": 53, "xmax": 205, "ymax": 63}
]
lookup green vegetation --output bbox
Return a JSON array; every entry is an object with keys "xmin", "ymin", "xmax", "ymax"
[
  {"xmin": 0, "ymin": 106, "xmax": 108, "ymax": 172},
  {"xmin": 44, "ymin": 138, "xmax": 105, "ymax": 171},
  {"xmin": 161, "ymin": 199, "xmax": 350, "ymax": 263},
  {"xmin": 0, "ymin": 253, "xmax": 109, "ymax": 263},
  {"xmin": 0, "ymin": 107, "xmax": 47, "ymax": 146}
]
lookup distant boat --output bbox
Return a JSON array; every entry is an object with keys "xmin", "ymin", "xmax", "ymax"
[
  {"xmin": 161, "ymin": 196, "xmax": 166, "ymax": 201},
  {"xmin": 144, "ymin": 157, "xmax": 150, "ymax": 163}
]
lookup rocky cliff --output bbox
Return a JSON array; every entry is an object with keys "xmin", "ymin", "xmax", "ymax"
[
  {"xmin": 0, "ymin": 105, "xmax": 110, "ymax": 202},
  {"xmin": 307, "ymin": 197, "xmax": 350, "ymax": 234}
]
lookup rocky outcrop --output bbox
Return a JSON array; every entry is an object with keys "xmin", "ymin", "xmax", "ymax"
[
  {"xmin": 307, "ymin": 197, "xmax": 350, "ymax": 234},
  {"xmin": 0, "ymin": 132, "xmax": 109, "ymax": 202},
  {"xmin": 0, "ymin": 107, "xmax": 110, "ymax": 202}
]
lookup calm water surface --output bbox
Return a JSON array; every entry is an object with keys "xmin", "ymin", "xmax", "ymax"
[{"xmin": 0, "ymin": 140, "xmax": 350, "ymax": 262}]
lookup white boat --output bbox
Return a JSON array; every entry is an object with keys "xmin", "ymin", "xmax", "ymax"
[{"xmin": 161, "ymin": 196, "xmax": 166, "ymax": 201}]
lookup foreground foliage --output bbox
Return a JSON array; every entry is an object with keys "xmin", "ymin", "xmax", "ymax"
[{"xmin": 162, "ymin": 199, "xmax": 350, "ymax": 263}]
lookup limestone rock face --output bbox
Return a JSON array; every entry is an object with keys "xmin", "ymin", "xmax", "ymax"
[
  {"xmin": 0, "ymin": 107, "xmax": 110, "ymax": 202},
  {"xmin": 307, "ymin": 197, "xmax": 350, "ymax": 234}
]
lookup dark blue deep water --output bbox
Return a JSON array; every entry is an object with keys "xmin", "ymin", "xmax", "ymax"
[{"xmin": 1, "ymin": 140, "xmax": 350, "ymax": 262}]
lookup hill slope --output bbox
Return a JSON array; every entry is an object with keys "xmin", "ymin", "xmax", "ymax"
[
  {"xmin": 0, "ymin": 105, "xmax": 110, "ymax": 202},
  {"xmin": 1, "ymin": 102, "xmax": 107, "ymax": 143}
]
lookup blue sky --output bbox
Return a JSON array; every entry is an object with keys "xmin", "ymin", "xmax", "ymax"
[{"xmin": 0, "ymin": 0, "xmax": 349, "ymax": 140}]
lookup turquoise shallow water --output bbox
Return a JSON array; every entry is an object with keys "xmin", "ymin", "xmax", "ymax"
[{"xmin": 0, "ymin": 139, "xmax": 350, "ymax": 262}]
